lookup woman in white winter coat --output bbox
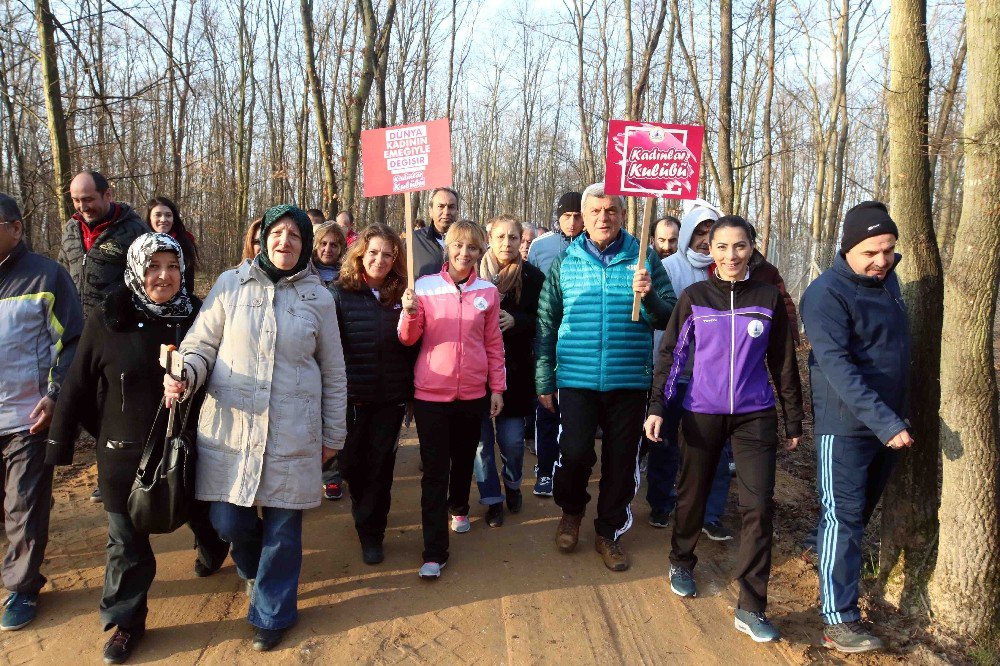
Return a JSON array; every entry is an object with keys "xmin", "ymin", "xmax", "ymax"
[{"xmin": 164, "ymin": 204, "xmax": 346, "ymax": 651}]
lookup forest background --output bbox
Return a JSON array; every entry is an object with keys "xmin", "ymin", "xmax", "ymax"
[{"xmin": 1, "ymin": 0, "xmax": 998, "ymax": 651}]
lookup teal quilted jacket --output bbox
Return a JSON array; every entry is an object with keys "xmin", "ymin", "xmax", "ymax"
[{"xmin": 535, "ymin": 231, "xmax": 676, "ymax": 394}]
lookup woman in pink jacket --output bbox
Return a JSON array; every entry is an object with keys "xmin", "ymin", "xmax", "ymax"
[{"xmin": 399, "ymin": 220, "xmax": 506, "ymax": 579}]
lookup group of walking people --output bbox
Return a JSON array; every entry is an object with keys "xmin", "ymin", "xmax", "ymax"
[{"xmin": 0, "ymin": 169, "xmax": 911, "ymax": 660}]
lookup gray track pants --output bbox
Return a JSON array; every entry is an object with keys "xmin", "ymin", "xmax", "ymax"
[{"xmin": 0, "ymin": 431, "xmax": 53, "ymax": 595}]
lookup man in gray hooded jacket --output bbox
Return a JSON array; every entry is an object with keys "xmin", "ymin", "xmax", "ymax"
[{"xmin": 0, "ymin": 193, "xmax": 82, "ymax": 630}]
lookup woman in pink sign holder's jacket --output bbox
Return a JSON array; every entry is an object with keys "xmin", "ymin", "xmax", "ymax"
[{"xmin": 398, "ymin": 220, "xmax": 506, "ymax": 580}]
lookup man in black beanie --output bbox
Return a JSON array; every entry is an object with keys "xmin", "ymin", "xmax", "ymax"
[
  {"xmin": 525, "ymin": 191, "xmax": 583, "ymax": 497},
  {"xmin": 799, "ymin": 200, "xmax": 912, "ymax": 653}
]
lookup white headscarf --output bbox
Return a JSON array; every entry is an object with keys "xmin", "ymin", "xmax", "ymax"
[{"xmin": 124, "ymin": 232, "xmax": 193, "ymax": 320}]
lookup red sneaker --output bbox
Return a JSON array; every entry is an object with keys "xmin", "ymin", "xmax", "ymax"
[{"xmin": 324, "ymin": 482, "xmax": 343, "ymax": 500}]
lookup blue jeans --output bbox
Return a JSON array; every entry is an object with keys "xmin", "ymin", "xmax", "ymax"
[
  {"xmin": 534, "ymin": 398, "xmax": 560, "ymax": 478},
  {"xmin": 475, "ymin": 415, "xmax": 526, "ymax": 505},
  {"xmin": 646, "ymin": 380, "xmax": 731, "ymax": 522},
  {"xmin": 209, "ymin": 502, "xmax": 302, "ymax": 630}
]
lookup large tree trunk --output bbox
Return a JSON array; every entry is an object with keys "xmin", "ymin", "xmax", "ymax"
[
  {"xmin": 930, "ymin": 0, "xmax": 1000, "ymax": 637},
  {"xmin": 35, "ymin": 0, "xmax": 73, "ymax": 218},
  {"xmin": 716, "ymin": 0, "xmax": 735, "ymax": 212},
  {"xmin": 301, "ymin": 0, "xmax": 340, "ymax": 217},
  {"xmin": 878, "ymin": 0, "xmax": 943, "ymax": 615}
]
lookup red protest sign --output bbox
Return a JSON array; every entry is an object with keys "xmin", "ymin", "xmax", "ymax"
[
  {"xmin": 604, "ymin": 120, "xmax": 704, "ymax": 199},
  {"xmin": 361, "ymin": 118, "xmax": 453, "ymax": 197}
]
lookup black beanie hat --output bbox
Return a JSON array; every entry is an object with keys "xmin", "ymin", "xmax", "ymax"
[
  {"xmin": 840, "ymin": 201, "xmax": 899, "ymax": 254},
  {"xmin": 556, "ymin": 191, "xmax": 582, "ymax": 216}
]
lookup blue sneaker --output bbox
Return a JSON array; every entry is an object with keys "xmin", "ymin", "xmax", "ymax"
[
  {"xmin": 1, "ymin": 592, "xmax": 38, "ymax": 631},
  {"xmin": 735, "ymin": 608, "xmax": 781, "ymax": 642},
  {"xmin": 418, "ymin": 562, "xmax": 446, "ymax": 579},
  {"xmin": 533, "ymin": 476, "xmax": 553, "ymax": 497},
  {"xmin": 669, "ymin": 565, "xmax": 697, "ymax": 597}
]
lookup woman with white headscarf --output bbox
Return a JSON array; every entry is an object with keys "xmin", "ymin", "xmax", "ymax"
[{"xmin": 47, "ymin": 232, "xmax": 228, "ymax": 664}]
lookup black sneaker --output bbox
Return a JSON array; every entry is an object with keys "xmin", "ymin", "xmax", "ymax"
[
  {"xmin": 506, "ymin": 489, "xmax": 523, "ymax": 513},
  {"xmin": 252, "ymin": 627, "xmax": 285, "ymax": 652},
  {"xmin": 823, "ymin": 621, "xmax": 885, "ymax": 653},
  {"xmin": 648, "ymin": 510, "xmax": 670, "ymax": 528},
  {"xmin": 90, "ymin": 487, "xmax": 103, "ymax": 503},
  {"xmin": 486, "ymin": 503, "xmax": 504, "ymax": 527},
  {"xmin": 193, "ymin": 536, "xmax": 229, "ymax": 578},
  {"xmin": 702, "ymin": 521, "xmax": 734, "ymax": 541},
  {"xmin": 361, "ymin": 543, "xmax": 384, "ymax": 565},
  {"xmin": 103, "ymin": 627, "xmax": 143, "ymax": 664}
]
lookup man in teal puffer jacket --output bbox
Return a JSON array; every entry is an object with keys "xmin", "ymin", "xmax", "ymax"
[{"xmin": 535, "ymin": 182, "xmax": 675, "ymax": 571}]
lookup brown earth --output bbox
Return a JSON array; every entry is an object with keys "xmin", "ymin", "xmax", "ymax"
[{"xmin": 0, "ymin": 424, "xmax": 946, "ymax": 665}]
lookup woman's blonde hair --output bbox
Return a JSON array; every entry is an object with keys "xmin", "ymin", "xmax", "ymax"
[
  {"xmin": 337, "ymin": 223, "xmax": 407, "ymax": 304},
  {"xmin": 444, "ymin": 219, "xmax": 487, "ymax": 259},
  {"xmin": 312, "ymin": 221, "xmax": 346, "ymax": 265},
  {"xmin": 240, "ymin": 217, "xmax": 262, "ymax": 263}
]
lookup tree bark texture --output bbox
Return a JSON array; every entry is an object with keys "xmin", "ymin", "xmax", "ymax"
[
  {"xmin": 879, "ymin": 0, "xmax": 943, "ymax": 615},
  {"xmin": 930, "ymin": 0, "xmax": 1000, "ymax": 637},
  {"xmin": 35, "ymin": 0, "xmax": 73, "ymax": 218}
]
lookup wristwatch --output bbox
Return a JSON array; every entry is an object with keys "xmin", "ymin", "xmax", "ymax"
[{"xmin": 45, "ymin": 383, "xmax": 60, "ymax": 401}]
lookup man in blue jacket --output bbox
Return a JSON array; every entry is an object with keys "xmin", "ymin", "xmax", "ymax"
[
  {"xmin": 535, "ymin": 183, "xmax": 675, "ymax": 571},
  {"xmin": 800, "ymin": 201, "xmax": 912, "ymax": 653},
  {"xmin": 526, "ymin": 191, "xmax": 582, "ymax": 497}
]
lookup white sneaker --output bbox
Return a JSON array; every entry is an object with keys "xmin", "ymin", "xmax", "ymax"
[
  {"xmin": 418, "ymin": 561, "xmax": 446, "ymax": 579},
  {"xmin": 450, "ymin": 515, "xmax": 471, "ymax": 533}
]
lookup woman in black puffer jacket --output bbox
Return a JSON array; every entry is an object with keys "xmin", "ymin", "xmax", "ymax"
[
  {"xmin": 46, "ymin": 233, "xmax": 228, "ymax": 663},
  {"xmin": 330, "ymin": 224, "xmax": 415, "ymax": 565},
  {"xmin": 474, "ymin": 215, "xmax": 544, "ymax": 527}
]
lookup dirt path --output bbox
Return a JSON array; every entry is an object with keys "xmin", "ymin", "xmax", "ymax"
[{"xmin": 1, "ymin": 430, "xmax": 907, "ymax": 665}]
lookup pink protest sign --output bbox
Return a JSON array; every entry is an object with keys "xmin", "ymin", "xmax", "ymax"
[
  {"xmin": 604, "ymin": 120, "xmax": 704, "ymax": 199},
  {"xmin": 361, "ymin": 118, "xmax": 453, "ymax": 197}
]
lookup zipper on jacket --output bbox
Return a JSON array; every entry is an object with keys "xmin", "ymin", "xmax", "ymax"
[
  {"xmin": 729, "ymin": 281, "xmax": 736, "ymax": 414},
  {"xmin": 456, "ymin": 282, "xmax": 464, "ymax": 398}
]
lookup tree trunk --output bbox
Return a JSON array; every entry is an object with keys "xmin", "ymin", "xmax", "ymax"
[
  {"xmin": 35, "ymin": 0, "xmax": 73, "ymax": 218},
  {"xmin": 930, "ymin": 0, "xmax": 1000, "ymax": 637},
  {"xmin": 716, "ymin": 0, "xmax": 735, "ymax": 212},
  {"xmin": 301, "ymin": 0, "xmax": 340, "ymax": 217},
  {"xmin": 759, "ymin": 0, "xmax": 777, "ymax": 256},
  {"xmin": 343, "ymin": 0, "xmax": 396, "ymax": 213},
  {"xmin": 878, "ymin": 0, "xmax": 942, "ymax": 615}
]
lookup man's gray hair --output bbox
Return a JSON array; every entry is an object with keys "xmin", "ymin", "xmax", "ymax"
[
  {"xmin": 522, "ymin": 222, "xmax": 538, "ymax": 234},
  {"xmin": 428, "ymin": 186, "xmax": 460, "ymax": 206},
  {"xmin": 0, "ymin": 193, "xmax": 22, "ymax": 224},
  {"xmin": 581, "ymin": 183, "xmax": 625, "ymax": 213}
]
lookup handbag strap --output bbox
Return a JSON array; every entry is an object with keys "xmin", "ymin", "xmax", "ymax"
[
  {"xmin": 137, "ymin": 399, "xmax": 167, "ymax": 476},
  {"xmin": 157, "ymin": 394, "xmax": 195, "ymax": 475}
]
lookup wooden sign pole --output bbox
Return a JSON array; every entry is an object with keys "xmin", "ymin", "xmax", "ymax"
[
  {"xmin": 404, "ymin": 193, "xmax": 415, "ymax": 290},
  {"xmin": 631, "ymin": 197, "xmax": 656, "ymax": 321}
]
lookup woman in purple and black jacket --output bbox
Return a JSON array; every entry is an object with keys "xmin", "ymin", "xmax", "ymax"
[{"xmin": 643, "ymin": 215, "xmax": 803, "ymax": 643}]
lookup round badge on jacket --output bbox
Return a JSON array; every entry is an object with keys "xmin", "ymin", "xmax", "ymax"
[
  {"xmin": 473, "ymin": 296, "xmax": 489, "ymax": 311},
  {"xmin": 747, "ymin": 319, "xmax": 765, "ymax": 338}
]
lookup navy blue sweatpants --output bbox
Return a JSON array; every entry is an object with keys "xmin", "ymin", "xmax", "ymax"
[{"xmin": 815, "ymin": 434, "xmax": 896, "ymax": 625}]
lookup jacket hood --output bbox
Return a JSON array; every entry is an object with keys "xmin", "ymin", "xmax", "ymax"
[
  {"xmin": 102, "ymin": 283, "xmax": 201, "ymax": 332},
  {"xmin": 677, "ymin": 198, "xmax": 723, "ymax": 256}
]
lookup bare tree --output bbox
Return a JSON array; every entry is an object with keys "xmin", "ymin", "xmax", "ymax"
[
  {"xmin": 930, "ymin": 0, "xmax": 1000, "ymax": 637},
  {"xmin": 878, "ymin": 0, "xmax": 943, "ymax": 616}
]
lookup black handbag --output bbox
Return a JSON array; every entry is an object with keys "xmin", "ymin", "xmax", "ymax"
[{"xmin": 127, "ymin": 398, "xmax": 197, "ymax": 534}]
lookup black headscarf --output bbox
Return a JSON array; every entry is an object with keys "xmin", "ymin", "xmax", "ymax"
[{"xmin": 257, "ymin": 204, "xmax": 314, "ymax": 283}]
